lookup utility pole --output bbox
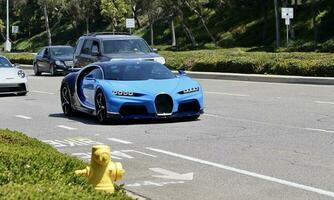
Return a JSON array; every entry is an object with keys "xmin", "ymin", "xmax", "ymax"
[
  {"xmin": 5, "ymin": 0, "xmax": 11, "ymax": 52},
  {"xmin": 274, "ymin": 0, "xmax": 280, "ymax": 48}
]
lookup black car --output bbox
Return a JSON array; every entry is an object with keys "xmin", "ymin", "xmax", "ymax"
[
  {"xmin": 33, "ymin": 46, "xmax": 74, "ymax": 76},
  {"xmin": 73, "ymin": 32, "xmax": 165, "ymax": 68}
]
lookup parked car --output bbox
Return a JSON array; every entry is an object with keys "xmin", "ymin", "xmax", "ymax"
[
  {"xmin": 33, "ymin": 45, "xmax": 74, "ymax": 76},
  {"xmin": 0, "ymin": 56, "xmax": 28, "ymax": 96},
  {"xmin": 73, "ymin": 32, "xmax": 165, "ymax": 68},
  {"xmin": 60, "ymin": 60, "xmax": 203, "ymax": 123}
]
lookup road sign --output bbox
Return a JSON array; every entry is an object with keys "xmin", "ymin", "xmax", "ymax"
[
  {"xmin": 281, "ymin": 7, "xmax": 294, "ymax": 19},
  {"xmin": 126, "ymin": 18, "xmax": 135, "ymax": 28},
  {"xmin": 12, "ymin": 26, "xmax": 19, "ymax": 34}
]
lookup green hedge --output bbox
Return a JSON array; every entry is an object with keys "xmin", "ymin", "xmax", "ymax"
[
  {"xmin": 0, "ymin": 53, "xmax": 34, "ymax": 65},
  {"xmin": 160, "ymin": 48, "xmax": 334, "ymax": 77},
  {"xmin": 1, "ymin": 48, "xmax": 334, "ymax": 77},
  {"xmin": 0, "ymin": 129, "xmax": 132, "ymax": 200}
]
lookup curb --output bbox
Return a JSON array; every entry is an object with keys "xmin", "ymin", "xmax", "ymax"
[
  {"xmin": 20, "ymin": 64, "xmax": 334, "ymax": 85},
  {"xmin": 125, "ymin": 189, "xmax": 149, "ymax": 200}
]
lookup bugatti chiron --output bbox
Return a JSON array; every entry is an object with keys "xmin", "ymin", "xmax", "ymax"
[{"xmin": 60, "ymin": 60, "xmax": 204, "ymax": 123}]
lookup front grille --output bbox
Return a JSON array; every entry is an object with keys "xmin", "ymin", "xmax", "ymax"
[
  {"xmin": 0, "ymin": 83, "xmax": 26, "ymax": 93},
  {"xmin": 120, "ymin": 105, "xmax": 148, "ymax": 116},
  {"xmin": 178, "ymin": 100, "xmax": 200, "ymax": 113},
  {"xmin": 155, "ymin": 94, "xmax": 173, "ymax": 115}
]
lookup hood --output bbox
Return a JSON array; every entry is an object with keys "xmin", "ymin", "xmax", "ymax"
[
  {"xmin": 105, "ymin": 52, "xmax": 160, "ymax": 60},
  {"xmin": 105, "ymin": 76, "xmax": 198, "ymax": 95},
  {"xmin": 0, "ymin": 68, "xmax": 21, "ymax": 79},
  {"xmin": 53, "ymin": 55, "xmax": 73, "ymax": 61}
]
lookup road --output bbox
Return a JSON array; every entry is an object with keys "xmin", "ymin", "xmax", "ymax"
[{"xmin": 1, "ymin": 70, "xmax": 334, "ymax": 200}]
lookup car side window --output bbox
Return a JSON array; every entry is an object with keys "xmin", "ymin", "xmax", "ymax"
[
  {"xmin": 81, "ymin": 39, "xmax": 93, "ymax": 55},
  {"xmin": 86, "ymin": 68, "xmax": 103, "ymax": 79},
  {"xmin": 37, "ymin": 48, "xmax": 45, "ymax": 56},
  {"xmin": 92, "ymin": 41, "xmax": 100, "ymax": 54},
  {"xmin": 44, "ymin": 48, "xmax": 49, "ymax": 57}
]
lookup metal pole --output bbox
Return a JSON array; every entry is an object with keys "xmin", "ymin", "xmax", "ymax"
[
  {"xmin": 6, "ymin": 0, "xmax": 9, "ymax": 42},
  {"xmin": 286, "ymin": 25, "xmax": 289, "ymax": 47}
]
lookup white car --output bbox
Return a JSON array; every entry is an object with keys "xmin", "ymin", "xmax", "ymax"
[{"xmin": 0, "ymin": 56, "xmax": 28, "ymax": 96}]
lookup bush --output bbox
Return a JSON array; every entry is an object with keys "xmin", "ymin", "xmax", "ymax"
[
  {"xmin": 0, "ymin": 129, "xmax": 132, "ymax": 200},
  {"xmin": 160, "ymin": 48, "xmax": 334, "ymax": 77},
  {"xmin": 0, "ymin": 53, "xmax": 34, "ymax": 65}
]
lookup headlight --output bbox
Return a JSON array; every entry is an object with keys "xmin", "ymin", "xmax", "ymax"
[
  {"xmin": 178, "ymin": 87, "xmax": 200, "ymax": 94},
  {"xmin": 112, "ymin": 91, "xmax": 135, "ymax": 96},
  {"xmin": 17, "ymin": 70, "xmax": 25, "ymax": 78},
  {"xmin": 55, "ymin": 60, "xmax": 65, "ymax": 66},
  {"xmin": 154, "ymin": 57, "xmax": 166, "ymax": 64}
]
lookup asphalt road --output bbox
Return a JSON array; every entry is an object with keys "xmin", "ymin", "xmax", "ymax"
[{"xmin": 1, "ymin": 70, "xmax": 334, "ymax": 200}]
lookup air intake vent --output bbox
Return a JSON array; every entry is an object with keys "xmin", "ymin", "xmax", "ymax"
[{"xmin": 155, "ymin": 94, "xmax": 173, "ymax": 115}]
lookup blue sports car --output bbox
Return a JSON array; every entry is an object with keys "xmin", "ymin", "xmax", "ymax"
[{"xmin": 60, "ymin": 60, "xmax": 204, "ymax": 123}]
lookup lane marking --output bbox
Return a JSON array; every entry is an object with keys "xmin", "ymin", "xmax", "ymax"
[
  {"xmin": 146, "ymin": 147, "xmax": 334, "ymax": 198},
  {"xmin": 15, "ymin": 115, "xmax": 32, "ymax": 120},
  {"xmin": 315, "ymin": 101, "xmax": 334, "ymax": 105},
  {"xmin": 107, "ymin": 138, "xmax": 133, "ymax": 144},
  {"xmin": 31, "ymin": 90, "xmax": 55, "ymax": 95},
  {"xmin": 203, "ymin": 114, "xmax": 334, "ymax": 134},
  {"xmin": 57, "ymin": 125, "xmax": 77, "ymax": 130},
  {"xmin": 205, "ymin": 91, "xmax": 250, "ymax": 97}
]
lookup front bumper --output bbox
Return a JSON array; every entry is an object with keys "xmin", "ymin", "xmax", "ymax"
[{"xmin": 0, "ymin": 83, "xmax": 28, "ymax": 94}]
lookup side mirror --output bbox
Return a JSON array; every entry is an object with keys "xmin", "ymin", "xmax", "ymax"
[
  {"xmin": 152, "ymin": 48, "xmax": 158, "ymax": 53},
  {"xmin": 13, "ymin": 63, "xmax": 20, "ymax": 68},
  {"xmin": 91, "ymin": 46, "xmax": 100, "ymax": 56},
  {"xmin": 178, "ymin": 69, "xmax": 186, "ymax": 76},
  {"xmin": 85, "ymin": 74, "xmax": 96, "ymax": 81}
]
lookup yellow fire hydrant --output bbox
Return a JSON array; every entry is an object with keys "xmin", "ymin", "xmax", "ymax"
[{"xmin": 75, "ymin": 145, "xmax": 125, "ymax": 193}]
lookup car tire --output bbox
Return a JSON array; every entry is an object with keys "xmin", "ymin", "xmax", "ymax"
[
  {"xmin": 60, "ymin": 84, "xmax": 74, "ymax": 116},
  {"xmin": 33, "ymin": 63, "xmax": 41, "ymax": 76},
  {"xmin": 50, "ymin": 65, "xmax": 56, "ymax": 76},
  {"xmin": 95, "ymin": 91, "xmax": 108, "ymax": 124},
  {"xmin": 17, "ymin": 92, "xmax": 27, "ymax": 96}
]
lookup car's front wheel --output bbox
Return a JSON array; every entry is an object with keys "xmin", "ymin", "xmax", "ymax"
[
  {"xmin": 33, "ymin": 63, "xmax": 41, "ymax": 76},
  {"xmin": 95, "ymin": 91, "xmax": 108, "ymax": 124},
  {"xmin": 61, "ymin": 84, "xmax": 74, "ymax": 116}
]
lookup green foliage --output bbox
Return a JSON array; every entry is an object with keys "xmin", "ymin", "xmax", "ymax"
[
  {"xmin": 160, "ymin": 48, "xmax": 334, "ymax": 77},
  {"xmin": 100, "ymin": 0, "xmax": 131, "ymax": 30},
  {"xmin": 0, "ymin": 53, "xmax": 34, "ymax": 65},
  {"xmin": 0, "ymin": 129, "xmax": 132, "ymax": 200}
]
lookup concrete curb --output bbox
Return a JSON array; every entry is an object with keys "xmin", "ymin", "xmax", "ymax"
[{"xmin": 20, "ymin": 64, "xmax": 334, "ymax": 85}]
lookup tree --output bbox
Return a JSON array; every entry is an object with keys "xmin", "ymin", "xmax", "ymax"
[
  {"xmin": 182, "ymin": 0, "xmax": 216, "ymax": 45},
  {"xmin": 311, "ymin": 0, "xmax": 318, "ymax": 48},
  {"xmin": 100, "ymin": 0, "xmax": 131, "ymax": 31},
  {"xmin": 274, "ymin": 0, "xmax": 280, "ymax": 48}
]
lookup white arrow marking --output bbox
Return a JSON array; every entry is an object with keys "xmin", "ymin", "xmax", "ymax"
[
  {"xmin": 149, "ymin": 168, "xmax": 193, "ymax": 181},
  {"xmin": 15, "ymin": 115, "xmax": 32, "ymax": 120}
]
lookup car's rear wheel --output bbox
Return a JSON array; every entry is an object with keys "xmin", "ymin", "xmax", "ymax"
[
  {"xmin": 33, "ymin": 63, "xmax": 41, "ymax": 76},
  {"xmin": 61, "ymin": 84, "xmax": 74, "ymax": 116},
  {"xmin": 95, "ymin": 91, "xmax": 108, "ymax": 124}
]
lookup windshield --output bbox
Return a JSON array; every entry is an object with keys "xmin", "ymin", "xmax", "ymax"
[
  {"xmin": 0, "ymin": 57, "xmax": 12, "ymax": 68},
  {"xmin": 50, "ymin": 47, "xmax": 74, "ymax": 57},
  {"xmin": 104, "ymin": 62, "xmax": 175, "ymax": 81},
  {"xmin": 103, "ymin": 39, "xmax": 152, "ymax": 54}
]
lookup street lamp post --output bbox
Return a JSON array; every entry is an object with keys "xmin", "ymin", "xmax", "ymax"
[{"xmin": 5, "ymin": 0, "xmax": 11, "ymax": 52}]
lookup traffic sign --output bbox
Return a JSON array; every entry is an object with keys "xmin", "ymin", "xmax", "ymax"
[
  {"xmin": 12, "ymin": 26, "xmax": 19, "ymax": 34},
  {"xmin": 281, "ymin": 7, "xmax": 294, "ymax": 19},
  {"xmin": 126, "ymin": 18, "xmax": 135, "ymax": 28}
]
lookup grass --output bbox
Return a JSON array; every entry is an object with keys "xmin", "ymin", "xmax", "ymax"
[{"xmin": 0, "ymin": 129, "xmax": 132, "ymax": 200}]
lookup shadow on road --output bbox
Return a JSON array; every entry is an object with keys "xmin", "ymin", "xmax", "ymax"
[{"xmin": 49, "ymin": 113, "xmax": 200, "ymax": 126}]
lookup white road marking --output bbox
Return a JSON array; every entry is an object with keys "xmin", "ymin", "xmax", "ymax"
[
  {"xmin": 146, "ymin": 147, "xmax": 334, "ymax": 198},
  {"xmin": 204, "ymin": 114, "xmax": 334, "ymax": 134},
  {"xmin": 107, "ymin": 138, "xmax": 133, "ymax": 144},
  {"xmin": 205, "ymin": 91, "xmax": 250, "ymax": 97},
  {"xmin": 15, "ymin": 115, "xmax": 32, "ymax": 120},
  {"xmin": 31, "ymin": 90, "xmax": 55, "ymax": 95},
  {"xmin": 121, "ymin": 150, "xmax": 157, "ymax": 158},
  {"xmin": 150, "ymin": 168, "xmax": 193, "ymax": 181},
  {"xmin": 315, "ymin": 101, "xmax": 334, "ymax": 105},
  {"xmin": 57, "ymin": 125, "xmax": 77, "ymax": 130}
]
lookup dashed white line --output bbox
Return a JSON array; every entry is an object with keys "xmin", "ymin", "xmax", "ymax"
[
  {"xmin": 205, "ymin": 91, "xmax": 250, "ymax": 97},
  {"xmin": 107, "ymin": 138, "xmax": 133, "ymax": 144},
  {"xmin": 146, "ymin": 147, "xmax": 334, "ymax": 198},
  {"xmin": 315, "ymin": 101, "xmax": 334, "ymax": 105},
  {"xmin": 15, "ymin": 115, "xmax": 32, "ymax": 120},
  {"xmin": 31, "ymin": 90, "xmax": 55, "ymax": 95},
  {"xmin": 304, "ymin": 128, "xmax": 334, "ymax": 133},
  {"xmin": 57, "ymin": 125, "xmax": 77, "ymax": 130}
]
